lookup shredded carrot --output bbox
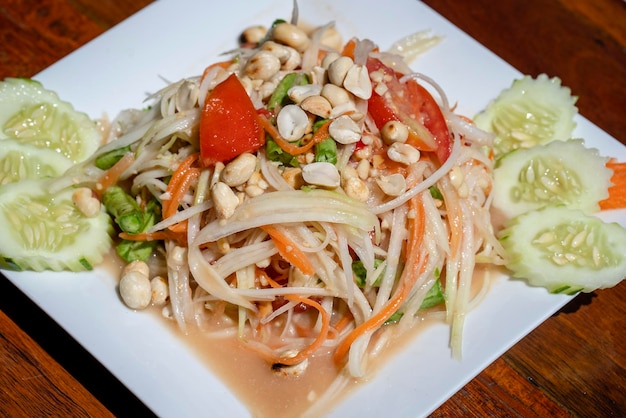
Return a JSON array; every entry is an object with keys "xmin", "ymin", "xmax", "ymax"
[
  {"xmin": 96, "ymin": 152, "xmax": 135, "ymax": 196},
  {"xmin": 600, "ymin": 159, "xmax": 626, "ymax": 210},
  {"xmin": 257, "ymin": 114, "xmax": 331, "ymax": 156},
  {"xmin": 166, "ymin": 220, "xmax": 188, "ymax": 234},
  {"xmin": 163, "ymin": 168, "xmax": 199, "ymax": 232},
  {"xmin": 332, "ymin": 313, "xmax": 353, "ymax": 334},
  {"xmin": 341, "ymin": 39, "xmax": 357, "ymax": 59},
  {"xmin": 340, "ymin": 38, "xmax": 379, "ymax": 59},
  {"xmin": 272, "ymin": 295, "xmax": 330, "ymax": 366},
  {"xmin": 161, "ymin": 153, "xmax": 200, "ymax": 232},
  {"xmin": 261, "ymin": 225, "xmax": 315, "ymax": 276},
  {"xmin": 317, "ymin": 49, "xmax": 328, "ymax": 63},
  {"xmin": 200, "ymin": 60, "xmax": 233, "ymax": 84},
  {"xmin": 333, "ymin": 193, "xmax": 427, "ymax": 364}
]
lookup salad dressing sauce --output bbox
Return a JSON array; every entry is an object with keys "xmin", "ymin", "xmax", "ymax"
[
  {"xmin": 168, "ymin": 268, "xmax": 492, "ymax": 417},
  {"xmin": 179, "ymin": 327, "xmax": 341, "ymax": 417},
  {"xmin": 101, "ymin": 251, "xmax": 491, "ymax": 417},
  {"xmin": 174, "ymin": 311, "xmax": 456, "ymax": 417},
  {"xmin": 99, "ymin": 249, "xmax": 125, "ymax": 278}
]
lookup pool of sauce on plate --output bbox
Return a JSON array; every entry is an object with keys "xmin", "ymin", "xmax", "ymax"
[
  {"xmin": 101, "ymin": 249, "xmax": 494, "ymax": 417},
  {"xmin": 149, "ymin": 266, "xmax": 493, "ymax": 418},
  {"xmin": 162, "ymin": 314, "xmax": 441, "ymax": 417}
]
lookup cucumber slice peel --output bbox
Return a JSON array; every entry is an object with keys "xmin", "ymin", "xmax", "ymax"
[
  {"xmin": 499, "ymin": 206, "xmax": 626, "ymax": 294},
  {"xmin": 0, "ymin": 139, "xmax": 73, "ymax": 184},
  {"xmin": 0, "ymin": 78, "xmax": 101, "ymax": 164},
  {"xmin": 475, "ymin": 74, "xmax": 578, "ymax": 158},
  {"xmin": 0, "ymin": 179, "xmax": 112, "ymax": 272},
  {"xmin": 492, "ymin": 139, "xmax": 612, "ymax": 220}
]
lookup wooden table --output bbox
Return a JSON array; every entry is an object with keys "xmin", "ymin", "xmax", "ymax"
[{"xmin": 1, "ymin": 1, "xmax": 624, "ymax": 416}]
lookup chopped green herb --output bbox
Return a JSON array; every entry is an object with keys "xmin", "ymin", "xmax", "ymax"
[
  {"xmin": 384, "ymin": 279, "xmax": 445, "ymax": 324},
  {"xmin": 116, "ymin": 239, "xmax": 156, "ymax": 263},
  {"xmin": 315, "ymin": 138, "xmax": 337, "ymax": 164},
  {"xmin": 385, "ymin": 311, "xmax": 404, "ymax": 324},
  {"xmin": 95, "ymin": 146, "xmax": 131, "ymax": 170},
  {"xmin": 266, "ymin": 137, "xmax": 299, "ymax": 167},
  {"xmin": 429, "ymin": 185, "xmax": 443, "ymax": 201},
  {"xmin": 352, "ymin": 259, "xmax": 384, "ymax": 288},
  {"xmin": 419, "ymin": 279, "xmax": 445, "ymax": 309},
  {"xmin": 313, "ymin": 118, "xmax": 328, "ymax": 132}
]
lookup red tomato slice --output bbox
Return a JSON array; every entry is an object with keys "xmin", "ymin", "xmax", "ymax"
[
  {"xmin": 366, "ymin": 58, "xmax": 451, "ymax": 164},
  {"xmin": 199, "ymin": 73, "xmax": 264, "ymax": 166},
  {"xmin": 367, "ymin": 92, "xmax": 400, "ymax": 129}
]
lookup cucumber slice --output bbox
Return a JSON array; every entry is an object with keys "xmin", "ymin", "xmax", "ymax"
[
  {"xmin": 474, "ymin": 74, "xmax": 578, "ymax": 158},
  {"xmin": 499, "ymin": 206, "xmax": 626, "ymax": 294},
  {"xmin": 0, "ymin": 78, "xmax": 101, "ymax": 163},
  {"xmin": 492, "ymin": 139, "xmax": 612, "ymax": 220},
  {"xmin": 0, "ymin": 179, "xmax": 112, "ymax": 272},
  {"xmin": 0, "ymin": 139, "xmax": 73, "ymax": 184}
]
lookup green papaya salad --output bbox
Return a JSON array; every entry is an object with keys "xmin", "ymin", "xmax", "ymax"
[
  {"xmin": 0, "ymin": 37, "xmax": 624, "ymax": 297},
  {"xmin": 0, "ymin": 18, "xmax": 625, "ymax": 399}
]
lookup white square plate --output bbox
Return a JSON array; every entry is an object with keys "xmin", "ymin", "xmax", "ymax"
[{"xmin": 3, "ymin": 0, "xmax": 625, "ymax": 417}]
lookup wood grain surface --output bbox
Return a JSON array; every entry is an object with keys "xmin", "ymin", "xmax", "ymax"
[{"xmin": 0, "ymin": 0, "xmax": 624, "ymax": 416}]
